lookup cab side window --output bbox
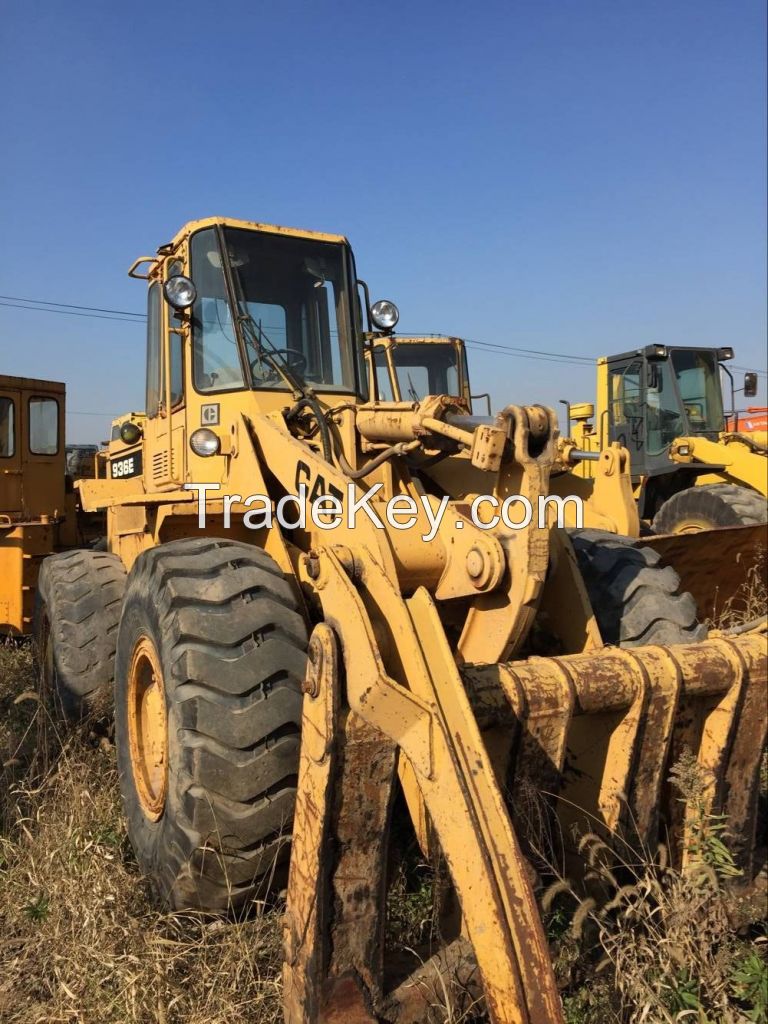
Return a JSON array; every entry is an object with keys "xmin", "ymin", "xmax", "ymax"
[
  {"xmin": 146, "ymin": 282, "xmax": 162, "ymax": 418},
  {"xmin": 610, "ymin": 361, "xmax": 642, "ymax": 424},
  {"xmin": 0, "ymin": 398, "xmax": 15, "ymax": 457},
  {"xmin": 29, "ymin": 397, "xmax": 59, "ymax": 455},
  {"xmin": 170, "ymin": 333, "xmax": 184, "ymax": 407},
  {"xmin": 166, "ymin": 261, "xmax": 185, "ymax": 409},
  {"xmin": 374, "ymin": 347, "xmax": 395, "ymax": 401}
]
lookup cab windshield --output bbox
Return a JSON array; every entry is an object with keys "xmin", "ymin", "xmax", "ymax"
[
  {"xmin": 670, "ymin": 349, "xmax": 725, "ymax": 435},
  {"xmin": 644, "ymin": 349, "xmax": 725, "ymax": 453},
  {"xmin": 375, "ymin": 341, "xmax": 462, "ymax": 401},
  {"xmin": 190, "ymin": 227, "xmax": 359, "ymax": 393}
]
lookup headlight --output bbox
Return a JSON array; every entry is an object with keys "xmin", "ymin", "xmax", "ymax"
[
  {"xmin": 370, "ymin": 299, "xmax": 399, "ymax": 332},
  {"xmin": 163, "ymin": 275, "xmax": 197, "ymax": 310},
  {"xmin": 190, "ymin": 428, "xmax": 221, "ymax": 457},
  {"xmin": 119, "ymin": 420, "xmax": 142, "ymax": 445},
  {"xmin": 644, "ymin": 343, "xmax": 668, "ymax": 360}
]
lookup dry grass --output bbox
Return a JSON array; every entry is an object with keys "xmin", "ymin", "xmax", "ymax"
[
  {"xmin": 708, "ymin": 550, "xmax": 768, "ymax": 631},
  {"xmin": 0, "ymin": 644, "xmax": 283, "ymax": 1024},
  {"xmin": 2, "ymin": 626, "xmax": 766, "ymax": 1023},
  {"xmin": 543, "ymin": 753, "xmax": 768, "ymax": 1024}
]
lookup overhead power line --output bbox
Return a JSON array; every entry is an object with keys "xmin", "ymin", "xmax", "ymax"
[
  {"xmin": 0, "ymin": 300, "xmax": 144, "ymax": 324},
  {"xmin": 732, "ymin": 364, "xmax": 767, "ymax": 377},
  {"xmin": 404, "ymin": 332, "xmax": 595, "ymax": 365},
  {"xmin": 0, "ymin": 294, "xmax": 144, "ymax": 317},
  {"xmin": 2, "ymin": 293, "xmax": 764, "ymax": 376},
  {"xmin": 464, "ymin": 338, "xmax": 593, "ymax": 364}
]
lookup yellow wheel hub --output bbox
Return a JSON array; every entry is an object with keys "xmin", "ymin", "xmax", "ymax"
[
  {"xmin": 672, "ymin": 516, "xmax": 714, "ymax": 534},
  {"xmin": 127, "ymin": 636, "xmax": 168, "ymax": 820}
]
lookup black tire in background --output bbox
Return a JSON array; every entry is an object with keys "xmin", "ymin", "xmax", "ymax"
[
  {"xmin": 33, "ymin": 549, "xmax": 127, "ymax": 716},
  {"xmin": 652, "ymin": 483, "xmax": 767, "ymax": 535},
  {"xmin": 114, "ymin": 537, "xmax": 307, "ymax": 912},
  {"xmin": 570, "ymin": 529, "xmax": 707, "ymax": 647}
]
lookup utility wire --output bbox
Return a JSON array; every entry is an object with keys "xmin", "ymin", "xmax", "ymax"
[
  {"xmin": 732, "ymin": 364, "xmax": 767, "ymax": 377},
  {"xmin": 0, "ymin": 300, "xmax": 143, "ymax": 324},
  {"xmin": 3, "ymin": 294, "xmax": 764, "ymax": 376},
  {"xmin": 399, "ymin": 331, "xmax": 595, "ymax": 364},
  {"xmin": 464, "ymin": 338, "xmax": 593, "ymax": 364},
  {"xmin": 0, "ymin": 294, "xmax": 144, "ymax": 317},
  {"xmin": 464, "ymin": 342, "xmax": 592, "ymax": 367}
]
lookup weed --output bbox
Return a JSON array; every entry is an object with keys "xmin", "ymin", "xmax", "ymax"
[
  {"xmin": 708, "ymin": 550, "xmax": 768, "ymax": 630},
  {"xmin": 23, "ymin": 891, "xmax": 50, "ymax": 922},
  {"xmin": 543, "ymin": 755, "xmax": 768, "ymax": 1024}
]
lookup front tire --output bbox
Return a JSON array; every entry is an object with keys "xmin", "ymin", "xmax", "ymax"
[
  {"xmin": 114, "ymin": 538, "xmax": 307, "ymax": 912},
  {"xmin": 571, "ymin": 529, "xmax": 706, "ymax": 646},
  {"xmin": 651, "ymin": 483, "xmax": 767, "ymax": 535}
]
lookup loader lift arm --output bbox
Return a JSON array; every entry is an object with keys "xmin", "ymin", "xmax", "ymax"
[
  {"xmin": 283, "ymin": 545, "xmax": 767, "ymax": 1023},
  {"xmin": 284, "ymin": 546, "xmax": 564, "ymax": 1024}
]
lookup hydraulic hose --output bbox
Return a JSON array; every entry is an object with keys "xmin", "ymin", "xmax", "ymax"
[
  {"xmin": 335, "ymin": 440, "xmax": 420, "ymax": 480},
  {"xmin": 285, "ymin": 397, "xmax": 332, "ymax": 463}
]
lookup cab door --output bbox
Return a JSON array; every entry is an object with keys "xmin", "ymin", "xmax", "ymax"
[
  {"xmin": 21, "ymin": 389, "xmax": 65, "ymax": 518},
  {"xmin": 142, "ymin": 270, "xmax": 186, "ymax": 490},
  {"xmin": 607, "ymin": 358, "xmax": 648, "ymax": 474},
  {"xmin": 0, "ymin": 386, "xmax": 21, "ymax": 517}
]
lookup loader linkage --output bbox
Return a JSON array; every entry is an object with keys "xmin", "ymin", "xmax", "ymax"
[{"xmin": 284, "ymin": 547, "xmax": 767, "ymax": 1024}]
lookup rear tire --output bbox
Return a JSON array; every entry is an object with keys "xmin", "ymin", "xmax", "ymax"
[
  {"xmin": 114, "ymin": 537, "xmax": 307, "ymax": 912},
  {"xmin": 571, "ymin": 529, "xmax": 707, "ymax": 647},
  {"xmin": 651, "ymin": 483, "xmax": 767, "ymax": 535},
  {"xmin": 33, "ymin": 549, "xmax": 127, "ymax": 716}
]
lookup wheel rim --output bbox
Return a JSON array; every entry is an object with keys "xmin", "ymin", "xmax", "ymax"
[
  {"xmin": 127, "ymin": 636, "xmax": 168, "ymax": 820},
  {"xmin": 671, "ymin": 517, "xmax": 712, "ymax": 534}
]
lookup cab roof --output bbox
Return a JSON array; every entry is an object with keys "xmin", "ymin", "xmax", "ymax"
[
  {"xmin": 0, "ymin": 374, "xmax": 65, "ymax": 393},
  {"xmin": 597, "ymin": 344, "xmax": 724, "ymax": 365},
  {"xmin": 165, "ymin": 216, "xmax": 349, "ymax": 252}
]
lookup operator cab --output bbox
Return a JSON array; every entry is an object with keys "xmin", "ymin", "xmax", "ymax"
[
  {"xmin": 370, "ymin": 336, "xmax": 472, "ymax": 407},
  {"xmin": 123, "ymin": 217, "xmax": 406, "ymax": 490},
  {"xmin": 604, "ymin": 344, "xmax": 738, "ymax": 474}
]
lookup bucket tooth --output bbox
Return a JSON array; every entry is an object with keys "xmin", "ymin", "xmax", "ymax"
[{"xmin": 468, "ymin": 634, "xmax": 767, "ymax": 873}]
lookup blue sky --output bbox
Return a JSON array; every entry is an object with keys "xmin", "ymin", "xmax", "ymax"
[{"xmin": 1, "ymin": 0, "xmax": 765, "ymax": 442}]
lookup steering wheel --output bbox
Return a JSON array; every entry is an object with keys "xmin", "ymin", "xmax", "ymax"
[{"xmin": 251, "ymin": 347, "xmax": 308, "ymax": 383}]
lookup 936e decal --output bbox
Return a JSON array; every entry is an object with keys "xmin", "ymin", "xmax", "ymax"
[{"xmin": 110, "ymin": 451, "xmax": 143, "ymax": 479}]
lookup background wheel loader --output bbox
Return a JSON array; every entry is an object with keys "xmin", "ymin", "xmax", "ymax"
[
  {"xmin": 366, "ymin": 333, "xmax": 767, "ymax": 621},
  {"xmin": 0, "ymin": 374, "xmax": 104, "ymax": 637},
  {"xmin": 565, "ymin": 343, "xmax": 767, "ymax": 533},
  {"xmin": 32, "ymin": 217, "xmax": 766, "ymax": 1024}
]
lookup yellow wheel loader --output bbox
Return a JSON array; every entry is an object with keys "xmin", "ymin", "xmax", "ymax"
[
  {"xmin": 32, "ymin": 218, "xmax": 766, "ymax": 1024},
  {"xmin": 567, "ymin": 344, "xmax": 767, "ymax": 533},
  {"xmin": 0, "ymin": 375, "xmax": 105, "ymax": 638}
]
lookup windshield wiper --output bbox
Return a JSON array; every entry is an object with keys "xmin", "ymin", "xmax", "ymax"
[
  {"xmin": 214, "ymin": 224, "xmax": 308, "ymax": 401},
  {"xmin": 239, "ymin": 312, "xmax": 308, "ymax": 400}
]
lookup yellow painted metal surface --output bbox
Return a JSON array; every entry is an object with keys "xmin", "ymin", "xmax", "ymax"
[
  {"xmin": 0, "ymin": 375, "xmax": 68, "ymax": 634},
  {"xmin": 669, "ymin": 433, "xmax": 768, "ymax": 495},
  {"xmin": 126, "ymin": 634, "xmax": 168, "ymax": 821}
]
